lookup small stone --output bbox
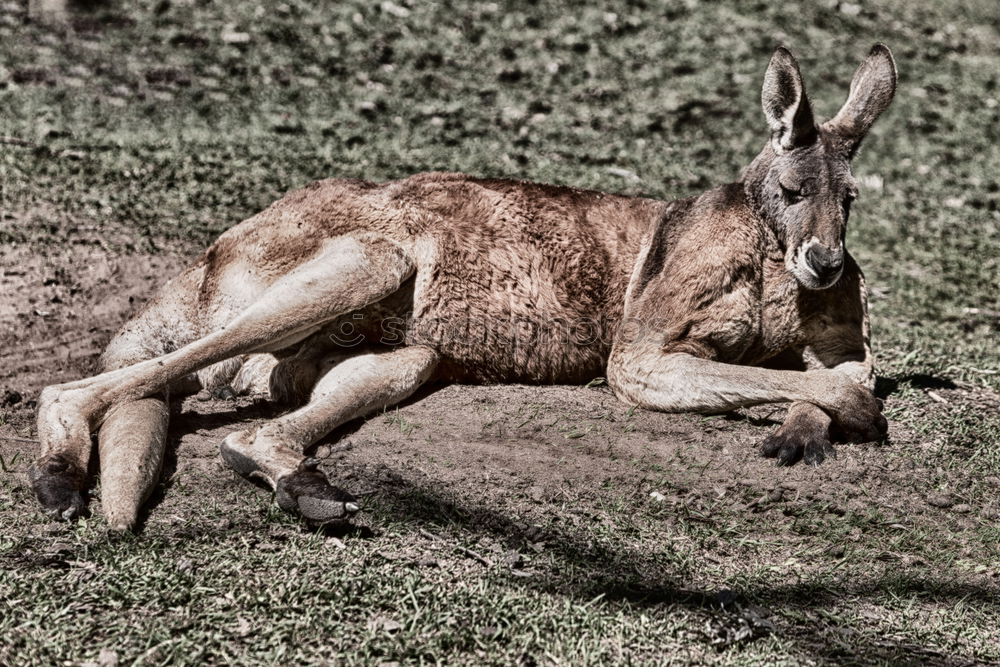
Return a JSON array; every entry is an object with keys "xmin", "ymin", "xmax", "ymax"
[
  {"xmin": 221, "ymin": 30, "xmax": 250, "ymax": 44},
  {"xmin": 380, "ymin": 1, "xmax": 410, "ymax": 17},
  {"xmin": 926, "ymin": 493, "xmax": 954, "ymax": 509},
  {"xmin": 97, "ymin": 648, "xmax": 119, "ymax": 667},
  {"xmin": 379, "ymin": 618, "xmax": 402, "ymax": 633},
  {"xmin": 606, "ymin": 166, "xmax": 640, "ymax": 183},
  {"xmin": 235, "ymin": 617, "xmax": 252, "ymax": 637},
  {"xmin": 950, "ymin": 503, "xmax": 971, "ymax": 514},
  {"xmin": 649, "ymin": 490, "xmax": 666, "ymax": 502},
  {"xmin": 504, "ymin": 551, "xmax": 524, "ymax": 569}
]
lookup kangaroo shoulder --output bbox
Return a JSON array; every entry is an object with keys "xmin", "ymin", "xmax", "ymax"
[
  {"xmin": 688, "ymin": 183, "xmax": 763, "ymax": 256},
  {"xmin": 632, "ymin": 183, "xmax": 762, "ymax": 300}
]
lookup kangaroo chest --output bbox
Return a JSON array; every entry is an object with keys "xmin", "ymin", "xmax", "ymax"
[{"xmin": 739, "ymin": 256, "xmax": 812, "ymax": 366}]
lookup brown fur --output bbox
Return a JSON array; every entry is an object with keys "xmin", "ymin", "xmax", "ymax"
[{"xmin": 31, "ymin": 45, "xmax": 898, "ymax": 530}]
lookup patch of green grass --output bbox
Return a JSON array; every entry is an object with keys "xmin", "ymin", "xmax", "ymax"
[{"xmin": 384, "ymin": 409, "xmax": 419, "ymax": 436}]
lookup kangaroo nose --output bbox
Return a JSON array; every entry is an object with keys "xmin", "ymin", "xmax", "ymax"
[{"xmin": 805, "ymin": 244, "xmax": 844, "ymax": 282}]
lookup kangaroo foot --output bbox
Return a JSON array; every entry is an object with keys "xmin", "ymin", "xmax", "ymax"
[
  {"xmin": 29, "ymin": 454, "xmax": 88, "ymax": 520},
  {"xmin": 275, "ymin": 459, "xmax": 361, "ymax": 525},
  {"xmin": 221, "ymin": 430, "xmax": 359, "ymax": 525}
]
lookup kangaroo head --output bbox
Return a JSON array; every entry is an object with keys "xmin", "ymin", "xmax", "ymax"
[{"xmin": 742, "ymin": 44, "xmax": 897, "ymax": 289}]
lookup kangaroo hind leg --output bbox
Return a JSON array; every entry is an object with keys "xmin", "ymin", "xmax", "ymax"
[
  {"xmin": 33, "ymin": 234, "xmax": 414, "ymax": 528},
  {"xmin": 221, "ymin": 345, "xmax": 439, "ymax": 524},
  {"xmin": 31, "ymin": 281, "xmax": 198, "ymax": 524}
]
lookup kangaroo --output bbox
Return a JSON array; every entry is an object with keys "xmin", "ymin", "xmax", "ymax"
[{"xmin": 32, "ymin": 45, "xmax": 896, "ymax": 531}]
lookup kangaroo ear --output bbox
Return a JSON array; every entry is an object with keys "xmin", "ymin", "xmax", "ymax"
[
  {"xmin": 761, "ymin": 47, "xmax": 817, "ymax": 153},
  {"xmin": 823, "ymin": 44, "xmax": 897, "ymax": 153}
]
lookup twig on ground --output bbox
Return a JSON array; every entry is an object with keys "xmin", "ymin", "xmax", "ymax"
[
  {"xmin": 0, "ymin": 436, "xmax": 39, "ymax": 444},
  {"xmin": 926, "ymin": 390, "xmax": 948, "ymax": 404},
  {"xmin": 963, "ymin": 307, "xmax": 1000, "ymax": 319},
  {"xmin": 456, "ymin": 545, "xmax": 492, "ymax": 568},
  {"xmin": 0, "ymin": 135, "xmax": 34, "ymax": 147},
  {"xmin": 418, "ymin": 527, "xmax": 493, "ymax": 567},
  {"xmin": 418, "ymin": 527, "xmax": 442, "ymax": 541}
]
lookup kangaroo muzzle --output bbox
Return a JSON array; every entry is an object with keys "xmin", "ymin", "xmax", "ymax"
[
  {"xmin": 791, "ymin": 237, "xmax": 845, "ymax": 289},
  {"xmin": 804, "ymin": 243, "xmax": 844, "ymax": 284}
]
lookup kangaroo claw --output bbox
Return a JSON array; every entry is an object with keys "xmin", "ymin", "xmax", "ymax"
[{"xmin": 275, "ymin": 462, "xmax": 360, "ymax": 525}]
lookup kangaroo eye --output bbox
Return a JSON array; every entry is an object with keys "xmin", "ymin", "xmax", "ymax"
[
  {"xmin": 781, "ymin": 184, "xmax": 805, "ymax": 205},
  {"xmin": 843, "ymin": 194, "xmax": 855, "ymax": 221}
]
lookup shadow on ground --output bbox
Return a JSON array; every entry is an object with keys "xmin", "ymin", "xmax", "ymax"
[{"xmin": 365, "ymin": 477, "xmax": 995, "ymax": 666}]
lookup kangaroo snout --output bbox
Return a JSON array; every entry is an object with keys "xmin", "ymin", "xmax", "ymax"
[
  {"xmin": 791, "ymin": 237, "xmax": 845, "ymax": 289},
  {"xmin": 805, "ymin": 242, "xmax": 844, "ymax": 282}
]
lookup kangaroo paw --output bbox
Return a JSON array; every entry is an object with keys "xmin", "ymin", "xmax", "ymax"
[{"xmin": 761, "ymin": 431, "xmax": 836, "ymax": 467}]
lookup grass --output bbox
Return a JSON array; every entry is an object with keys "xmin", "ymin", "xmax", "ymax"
[{"xmin": 1, "ymin": 0, "xmax": 999, "ymax": 664}]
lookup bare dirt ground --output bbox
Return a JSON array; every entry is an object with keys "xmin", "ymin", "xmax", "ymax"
[
  {"xmin": 0, "ymin": 244, "xmax": 182, "ymax": 394},
  {"xmin": 2, "ymin": 243, "xmax": 991, "ymax": 563}
]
